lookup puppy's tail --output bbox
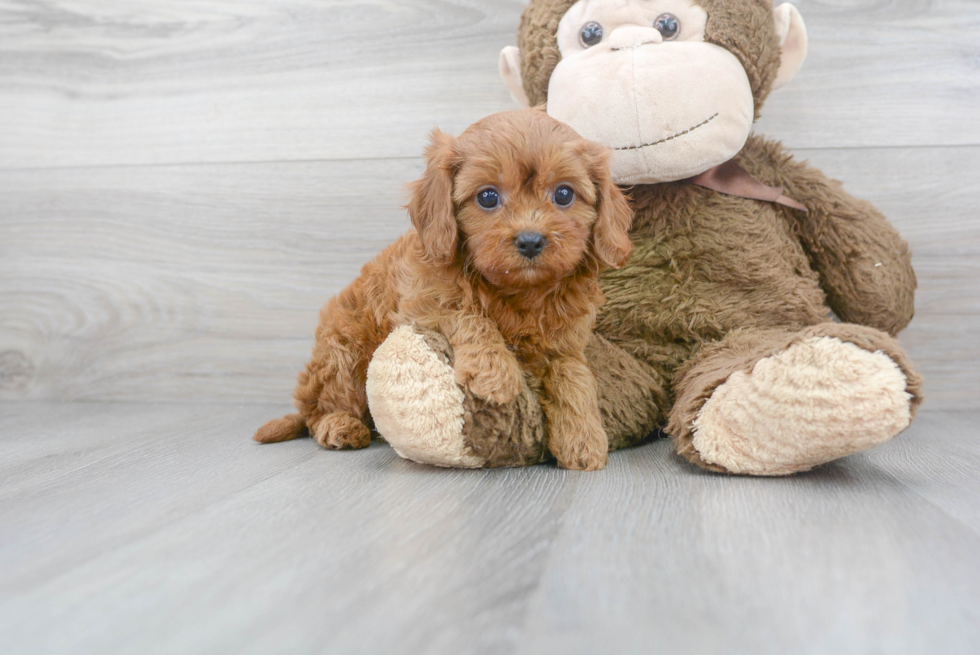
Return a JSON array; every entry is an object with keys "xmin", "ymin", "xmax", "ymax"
[{"xmin": 254, "ymin": 413, "xmax": 308, "ymax": 444}]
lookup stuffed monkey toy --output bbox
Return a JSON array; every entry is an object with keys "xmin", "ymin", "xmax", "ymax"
[{"xmin": 365, "ymin": 0, "xmax": 922, "ymax": 475}]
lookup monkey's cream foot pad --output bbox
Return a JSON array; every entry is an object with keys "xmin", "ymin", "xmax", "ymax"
[
  {"xmin": 367, "ymin": 325, "xmax": 485, "ymax": 468},
  {"xmin": 692, "ymin": 336, "xmax": 914, "ymax": 476}
]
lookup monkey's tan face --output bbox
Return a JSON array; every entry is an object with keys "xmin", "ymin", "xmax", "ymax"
[{"xmin": 546, "ymin": 0, "xmax": 755, "ymax": 184}]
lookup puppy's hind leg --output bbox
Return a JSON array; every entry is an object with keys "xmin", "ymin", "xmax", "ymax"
[
  {"xmin": 257, "ymin": 264, "xmax": 394, "ymax": 450},
  {"xmin": 292, "ymin": 305, "xmax": 381, "ymax": 451},
  {"xmin": 254, "ymin": 366, "xmax": 373, "ymax": 449},
  {"xmin": 292, "ymin": 344, "xmax": 375, "ymax": 451},
  {"xmin": 309, "ymin": 411, "xmax": 372, "ymax": 450}
]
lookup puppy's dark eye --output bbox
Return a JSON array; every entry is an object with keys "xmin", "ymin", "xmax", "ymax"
[
  {"xmin": 477, "ymin": 188, "xmax": 500, "ymax": 210},
  {"xmin": 654, "ymin": 13, "xmax": 680, "ymax": 40},
  {"xmin": 553, "ymin": 185, "xmax": 574, "ymax": 207},
  {"xmin": 580, "ymin": 22, "xmax": 603, "ymax": 48}
]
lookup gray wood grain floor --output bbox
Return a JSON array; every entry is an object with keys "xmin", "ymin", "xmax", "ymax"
[{"xmin": 1, "ymin": 404, "xmax": 978, "ymax": 655}]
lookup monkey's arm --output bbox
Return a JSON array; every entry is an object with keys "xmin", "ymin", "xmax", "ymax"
[{"xmin": 743, "ymin": 137, "xmax": 916, "ymax": 336}]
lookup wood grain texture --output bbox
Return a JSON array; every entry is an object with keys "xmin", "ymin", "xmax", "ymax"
[
  {"xmin": 0, "ymin": 0, "xmax": 978, "ymax": 170},
  {"xmin": 0, "ymin": 157, "xmax": 419, "ymax": 403},
  {"xmin": 2, "ymin": 146, "xmax": 976, "ymax": 407},
  {"xmin": 0, "ymin": 403, "xmax": 978, "ymax": 654},
  {"xmin": 754, "ymin": 0, "xmax": 980, "ymax": 150}
]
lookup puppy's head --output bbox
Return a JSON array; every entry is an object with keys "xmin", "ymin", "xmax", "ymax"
[{"xmin": 407, "ymin": 108, "xmax": 633, "ymax": 288}]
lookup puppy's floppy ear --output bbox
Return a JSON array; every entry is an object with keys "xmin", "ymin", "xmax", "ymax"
[
  {"xmin": 576, "ymin": 140, "xmax": 633, "ymax": 269},
  {"xmin": 408, "ymin": 129, "xmax": 458, "ymax": 267}
]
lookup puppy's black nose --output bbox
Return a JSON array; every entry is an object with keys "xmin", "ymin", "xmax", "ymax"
[{"xmin": 514, "ymin": 232, "xmax": 546, "ymax": 259}]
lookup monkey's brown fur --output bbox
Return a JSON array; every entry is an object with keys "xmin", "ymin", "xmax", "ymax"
[
  {"xmin": 406, "ymin": 0, "xmax": 922, "ymax": 471},
  {"xmin": 255, "ymin": 109, "xmax": 634, "ymax": 470}
]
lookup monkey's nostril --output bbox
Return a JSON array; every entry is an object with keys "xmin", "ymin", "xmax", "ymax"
[{"xmin": 515, "ymin": 232, "xmax": 546, "ymax": 260}]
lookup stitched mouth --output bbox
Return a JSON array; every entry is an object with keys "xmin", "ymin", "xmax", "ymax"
[
  {"xmin": 611, "ymin": 41, "xmax": 659, "ymax": 52},
  {"xmin": 614, "ymin": 113, "xmax": 720, "ymax": 151}
]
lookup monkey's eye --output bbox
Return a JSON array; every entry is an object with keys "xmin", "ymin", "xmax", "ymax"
[
  {"xmin": 476, "ymin": 188, "xmax": 500, "ymax": 210},
  {"xmin": 579, "ymin": 22, "xmax": 604, "ymax": 48},
  {"xmin": 654, "ymin": 13, "xmax": 680, "ymax": 40},
  {"xmin": 553, "ymin": 185, "xmax": 574, "ymax": 207}
]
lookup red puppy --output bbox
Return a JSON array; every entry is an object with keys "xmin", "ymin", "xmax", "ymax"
[{"xmin": 255, "ymin": 108, "xmax": 633, "ymax": 470}]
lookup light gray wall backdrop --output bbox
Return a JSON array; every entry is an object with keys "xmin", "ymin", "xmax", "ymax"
[{"xmin": 1, "ymin": 0, "xmax": 977, "ymax": 409}]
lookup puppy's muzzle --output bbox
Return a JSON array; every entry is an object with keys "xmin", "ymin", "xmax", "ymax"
[{"xmin": 514, "ymin": 231, "xmax": 546, "ymax": 260}]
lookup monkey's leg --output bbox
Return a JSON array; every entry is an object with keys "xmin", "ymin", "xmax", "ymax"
[
  {"xmin": 667, "ymin": 324, "xmax": 923, "ymax": 476},
  {"xmin": 366, "ymin": 325, "xmax": 666, "ymax": 468},
  {"xmin": 586, "ymin": 334, "xmax": 668, "ymax": 451},
  {"xmin": 366, "ymin": 325, "xmax": 544, "ymax": 468}
]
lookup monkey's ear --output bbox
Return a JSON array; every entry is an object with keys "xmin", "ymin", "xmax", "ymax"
[
  {"xmin": 772, "ymin": 4, "xmax": 808, "ymax": 91},
  {"xmin": 499, "ymin": 46, "xmax": 531, "ymax": 108},
  {"xmin": 408, "ymin": 129, "xmax": 458, "ymax": 267},
  {"xmin": 577, "ymin": 141, "xmax": 633, "ymax": 269}
]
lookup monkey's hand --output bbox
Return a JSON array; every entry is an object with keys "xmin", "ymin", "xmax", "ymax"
[{"xmin": 758, "ymin": 137, "xmax": 916, "ymax": 336}]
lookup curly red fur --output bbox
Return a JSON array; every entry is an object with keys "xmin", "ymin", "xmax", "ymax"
[{"xmin": 254, "ymin": 109, "xmax": 633, "ymax": 470}]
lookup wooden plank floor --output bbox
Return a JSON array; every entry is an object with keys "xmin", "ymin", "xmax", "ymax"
[{"xmin": 1, "ymin": 404, "xmax": 978, "ymax": 654}]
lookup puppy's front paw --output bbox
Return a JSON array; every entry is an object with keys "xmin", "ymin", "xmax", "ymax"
[
  {"xmin": 455, "ymin": 347, "xmax": 524, "ymax": 405},
  {"xmin": 556, "ymin": 447, "xmax": 608, "ymax": 471},
  {"xmin": 551, "ymin": 424, "xmax": 609, "ymax": 471}
]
